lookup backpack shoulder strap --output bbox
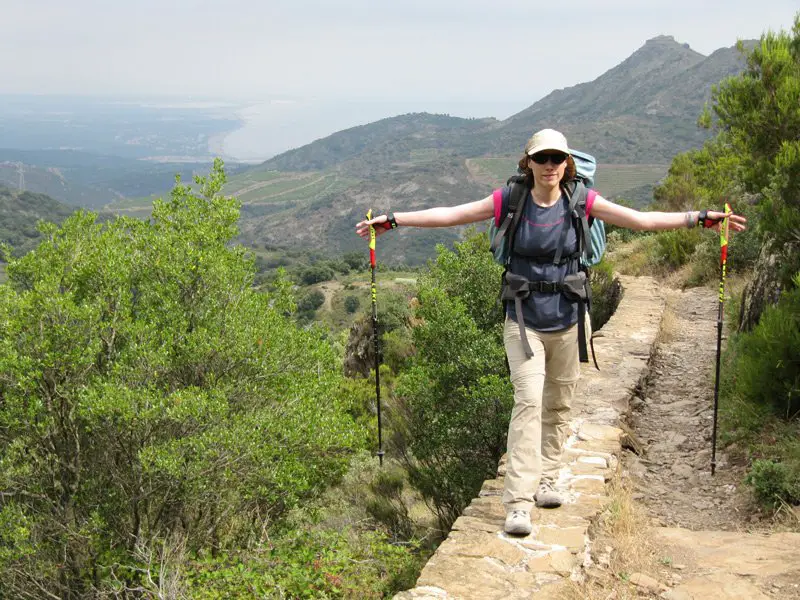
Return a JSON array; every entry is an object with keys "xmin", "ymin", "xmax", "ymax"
[
  {"xmin": 572, "ymin": 182, "xmax": 593, "ymax": 264},
  {"xmin": 553, "ymin": 179, "xmax": 584, "ymax": 265},
  {"xmin": 490, "ymin": 176, "xmax": 529, "ymax": 262}
]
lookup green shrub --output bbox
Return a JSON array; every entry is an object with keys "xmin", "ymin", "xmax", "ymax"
[
  {"xmin": 744, "ymin": 459, "xmax": 800, "ymax": 508},
  {"xmin": 589, "ymin": 258, "xmax": 622, "ymax": 331},
  {"xmin": 721, "ymin": 272, "xmax": 800, "ymax": 420},
  {"xmin": 344, "ymin": 295, "xmax": 360, "ymax": 314},
  {"xmin": 366, "ymin": 467, "xmax": 415, "ymax": 542},
  {"xmin": 651, "ymin": 228, "xmax": 703, "ymax": 270},
  {"xmin": 185, "ymin": 529, "xmax": 419, "ymax": 599},
  {"xmin": 300, "ymin": 264, "xmax": 335, "ymax": 285},
  {"xmin": 298, "ymin": 289, "xmax": 326, "ymax": 313}
]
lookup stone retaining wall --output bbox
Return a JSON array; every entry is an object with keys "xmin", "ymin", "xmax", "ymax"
[{"xmin": 395, "ymin": 276, "xmax": 665, "ymax": 600}]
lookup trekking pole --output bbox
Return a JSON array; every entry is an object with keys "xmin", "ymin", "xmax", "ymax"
[
  {"xmin": 711, "ymin": 202, "xmax": 732, "ymax": 476},
  {"xmin": 366, "ymin": 209, "xmax": 385, "ymax": 467}
]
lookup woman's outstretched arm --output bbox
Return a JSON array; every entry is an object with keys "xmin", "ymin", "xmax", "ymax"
[
  {"xmin": 355, "ymin": 195, "xmax": 495, "ymax": 240},
  {"xmin": 590, "ymin": 196, "xmax": 747, "ymax": 233}
]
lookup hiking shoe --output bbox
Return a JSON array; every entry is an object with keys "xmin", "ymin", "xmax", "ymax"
[
  {"xmin": 504, "ymin": 510, "xmax": 532, "ymax": 535},
  {"xmin": 535, "ymin": 480, "xmax": 563, "ymax": 508}
]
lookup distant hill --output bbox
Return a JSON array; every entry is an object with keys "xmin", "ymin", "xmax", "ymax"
[
  {"xmin": 0, "ymin": 184, "xmax": 76, "ymax": 258},
  {"xmin": 0, "ymin": 149, "xmax": 249, "ymax": 209},
  {"xmin": 107, "ymin": 36, "xmax": 752, "ymax": 264}
]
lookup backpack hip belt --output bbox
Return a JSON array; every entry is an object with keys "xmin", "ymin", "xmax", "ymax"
[{"xmin": 501, "ymin": 271, "xmax": 597, "ymax": 368}]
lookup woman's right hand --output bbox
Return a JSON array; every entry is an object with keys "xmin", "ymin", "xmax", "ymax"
[{"xmin": 355, "ymin": 214, "xmax": 391, "ymax": 240}]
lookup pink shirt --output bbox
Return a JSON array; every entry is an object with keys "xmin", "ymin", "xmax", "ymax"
[{"xmin": 493, "ymin": 187, "xmax": 597, "ymax": 227}]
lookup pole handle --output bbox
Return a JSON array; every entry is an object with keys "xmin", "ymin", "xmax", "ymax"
[{"xmin": 366, "ymin": 209, "xmax": 376, "ymax": 268}]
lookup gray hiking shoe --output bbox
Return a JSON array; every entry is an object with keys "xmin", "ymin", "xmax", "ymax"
[
  {"xmin": 535, "ymin": 479, "xmax": 563, "ymax": 508},
  {"xmin": 504, "ymin": 509, "xmax": 532, "ymax": 535}
]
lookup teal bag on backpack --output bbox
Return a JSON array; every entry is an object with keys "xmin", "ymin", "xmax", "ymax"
[
  {"xmin": 570, "ymin": 149, "xmax": 606, "ymax": 268},
  {"xmin": 489, "ymin": 148, "xmax": 607, "ymax": 267}
]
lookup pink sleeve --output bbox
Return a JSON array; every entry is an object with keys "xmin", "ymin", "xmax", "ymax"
[
  {"xmin": 587, "ymin": 189, "xmax": 597, "ymax": 216},
  {"xmin": 493, "ymin": 188, "xmax": 503, "ymax": 227}
]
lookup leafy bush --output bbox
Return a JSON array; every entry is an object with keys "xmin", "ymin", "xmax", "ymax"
[
  {"xmin": 651, "ymin": 228, "xmax": 703, "ymax": 270},
  {"xmin": 366, "ymin": 467, "xmax": 415, "ymax": 542},
  {"xmin": 721, "ymin": 272, "xmax": 800, "ymax": 420},
  {"xmin": 298, "ymin": 289, "xmax": 326, "ymax": 313},
  {"xmin": 299, "ymin": 264, "xmax": 335, "ymax": 285},
  {"xmin": 344, "ymin": 295, "xmax": 360, "ymax": 313},
  {"xmin": 395, "ymin": 232, "xmax": 512, "ymax": 529},
  {"xmin": 744, "ymin": 459, "xmax": 800, "ymax": 509},
  {"xmin": 185, "ymin": 529, "xmax": 419, "ymax": 599},
  {"xmin": 0, "ymin": 161, "xmax": 366, "ymax": 597},
  {"xmin": 720, "ymin": 273, "xmax": 800, "ymax": 510}
]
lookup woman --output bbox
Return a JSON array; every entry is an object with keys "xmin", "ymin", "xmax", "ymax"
[{"xmin": 355, "ymin": 128, "xmax": 746, "ymax": 536}]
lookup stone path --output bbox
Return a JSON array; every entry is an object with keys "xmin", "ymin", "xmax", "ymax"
[{"xmin": 394, "ymin": 275, "xmax": 665, "ymax": 599}]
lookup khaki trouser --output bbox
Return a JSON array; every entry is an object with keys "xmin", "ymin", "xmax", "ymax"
[{"xmin": 502, "ymin": 316, "xmax": 583, "ymax": 512}]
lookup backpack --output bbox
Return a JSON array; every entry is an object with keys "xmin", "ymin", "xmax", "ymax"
[
  {"xmin": 489, "ymin": 149, "xmax": 606, "ymax": 268},
  {"xmin": 489, "ymin": 149, "xmax": 605, "ymax": 369}
]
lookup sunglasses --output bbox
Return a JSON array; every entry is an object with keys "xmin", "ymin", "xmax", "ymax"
[{"xmin": 529, "ymin": 152, "xmax": 568, "ymax": 165}]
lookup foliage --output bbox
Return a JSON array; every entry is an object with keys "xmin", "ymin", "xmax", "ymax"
[
  {"xmin": 0, "ymin": 185, "xmax": 75, "ymax": 258},
  {"xmin": 744, "ymin": 459, "xmax": 800, "ymax": 509},
  {"xmin": 184, "ymin": 529, "xmax": 419, "ymax": 600},
  {"xmin": 652, "ymin": 136, "xmax": 745, "ymax": 212},
  {"xmin": 721, "ymin": 272, "xmax": 800, "ymax": 421},
  {"xmin": 720, "ymin": 272, "xmax": 800, "ymax": 510},
  {"xmin": 589, "ymin": 258, "xmax": 622, "ymax": 331},
  {"xmin": 706, "ymin": 15, "xmax": 800, "ymax": 282},
  {"xmin": 299, "ymin": 263, "xmax": 335, "ymax": 285},
  {"xmin": 0, "ymin": 161, "xmax": 366, "ymax": 597},
  {"xmin": 366, "ymin": 467, "xmax": 416, "ymax": 542},
  {"xmin": 394, "ymin": 231, "xmax": 512, "ymax": 529},
  {"xmin": 344, "ymin": 294, "xmax": 360, "ymax": 313},
  {"xmin": 651, "ymin": 228, "xmax": 703, "ymax": 270}
]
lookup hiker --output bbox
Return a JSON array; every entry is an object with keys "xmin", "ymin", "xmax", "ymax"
[{"xmin": 355, "ymin": 128, "xmax": 747, "ymax": 536}]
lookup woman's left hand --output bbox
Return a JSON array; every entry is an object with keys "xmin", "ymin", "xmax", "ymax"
[{"xmin": 703, "ymin": 210, "xmax": 747, "ymax": 233}]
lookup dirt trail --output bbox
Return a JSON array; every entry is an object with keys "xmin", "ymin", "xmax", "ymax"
[
  {"xmin": 625, "ymin": 286, "xmax": 751, "ymax": 530},
  {"xmin": 621, "ymin": 285, "xmax": 800, "ymax": 599}
]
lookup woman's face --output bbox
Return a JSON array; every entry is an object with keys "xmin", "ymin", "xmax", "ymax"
[{"xmin": 528, "ymin": 151, "xmax": 568, "ymax": 189}]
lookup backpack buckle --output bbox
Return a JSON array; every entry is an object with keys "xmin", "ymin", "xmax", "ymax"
[{"xmin": 535, "ymin": 281, "xmax": 559, "ymax": 294}]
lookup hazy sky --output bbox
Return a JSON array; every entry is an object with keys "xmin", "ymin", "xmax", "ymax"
[{"xmin": 3, "ymin": 0, "xmax": 798, "ymax": 108}]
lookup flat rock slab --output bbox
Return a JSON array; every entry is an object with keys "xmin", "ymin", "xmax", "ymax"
[{"xmin": 653, "ymin": 527, "xmax": 800, "ymax": 579}]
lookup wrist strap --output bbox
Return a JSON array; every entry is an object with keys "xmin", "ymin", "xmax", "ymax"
[
  {"xmin": 380, "ymin": 213, "xmax": 398, "ymax": 231},
  {"xmin": 698, "ymin": 209, "xmax": 721, "ymax": 229}
]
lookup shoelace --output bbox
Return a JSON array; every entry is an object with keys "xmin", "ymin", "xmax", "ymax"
[{"xmin": 510, "ymin": 510, "xmax": 528, "ymax": 519}]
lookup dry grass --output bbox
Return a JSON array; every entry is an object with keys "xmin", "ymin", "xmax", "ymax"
[
  {"xmin": 655, "ymin": 292, "xmax": 679, "ymax": 346},
  {"xmin": 607, "ymin": 236, "xmax": 654, "ymax": 277},
  {"xmin": 559, "ymin": 473, "xmax": 663, "ymax": 600}
]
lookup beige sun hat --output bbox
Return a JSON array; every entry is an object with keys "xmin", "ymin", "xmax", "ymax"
[{"xmin": 525, "ymin": 129, "xmax": 570, "ymax": 156}]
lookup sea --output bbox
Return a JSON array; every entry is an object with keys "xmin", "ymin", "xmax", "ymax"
[{"xmin": 220, "ymin": 98, "xmax": 525, "ymax": 163}]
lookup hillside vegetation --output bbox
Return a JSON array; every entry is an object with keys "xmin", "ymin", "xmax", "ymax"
[{"xmin": 0, "ymin": 184, "xmax": 75, "ymax": 257}]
